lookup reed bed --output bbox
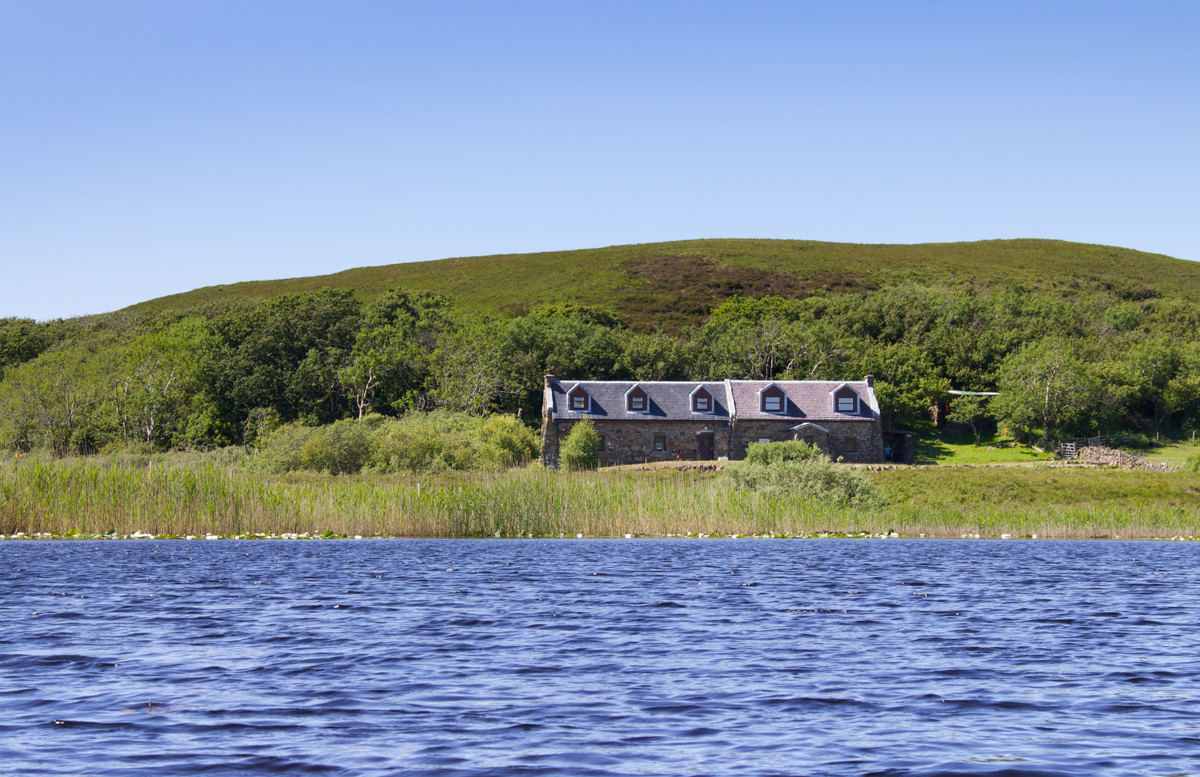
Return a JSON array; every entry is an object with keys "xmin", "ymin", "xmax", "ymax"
[{"xmin": 2, "ymin": 457, "xmax": 1199, "ymax": 540}]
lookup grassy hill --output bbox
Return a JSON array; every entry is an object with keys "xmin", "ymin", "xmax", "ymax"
[{"xmin": 129, "ymin": 238, "xmax": 1200, "ymax": 330}]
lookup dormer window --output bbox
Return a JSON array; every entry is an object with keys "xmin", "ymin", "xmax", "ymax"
[
  {"xmin": 691, "ymin": 386, "xmax": 714, "ymax": 414},
  {"xmin": 567, "ymin": 385, "xmax": 591, "ymax": 412},
  {"xmin": 760, "ymin": 384, "xmax": 787, "ymax": 414},
  {"xmin": 833, "ymin": 385, "xmax": 859, "ymax": 414},
  {"xmin": 626, "ymin": 384, "xmax": 649, "ymax": 413}
]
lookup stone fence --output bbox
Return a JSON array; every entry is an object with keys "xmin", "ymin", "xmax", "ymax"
[{"xmin": 1072, "ymin": 446, "xmax": 1178, "ymax": 472}]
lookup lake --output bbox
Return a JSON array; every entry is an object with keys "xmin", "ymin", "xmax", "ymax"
[{"xmin": 2, "ymin": 538, "xmax": 1198, "ymax": 776}]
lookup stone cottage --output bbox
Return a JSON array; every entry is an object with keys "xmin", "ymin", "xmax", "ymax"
[{"xmin": 540, "ymin": 374, "xmax": 899, "ymax": 467}]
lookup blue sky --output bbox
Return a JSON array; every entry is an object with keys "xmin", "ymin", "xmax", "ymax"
[{"xmin": 2, "ymin": 1, "xmax": 1197, "ymax": 320}]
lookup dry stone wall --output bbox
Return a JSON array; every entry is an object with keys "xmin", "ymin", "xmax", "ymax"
[{"xmin": 1073, "ymin": 446, "xmax": 1178, "ymax": 472}]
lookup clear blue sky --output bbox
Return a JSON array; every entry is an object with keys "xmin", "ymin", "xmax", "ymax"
[{"xmin": 2, "ymin": 1, "xmax": 1197, "ymax": 320}]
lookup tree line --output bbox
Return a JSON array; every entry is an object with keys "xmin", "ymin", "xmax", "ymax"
[{"xmin": 2, "ymin": 282, "xmax": 1199, "ymax": 456}]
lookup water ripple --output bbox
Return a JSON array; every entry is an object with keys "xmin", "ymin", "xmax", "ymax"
[{"xmin": 2, "ymin": 539, "xmax": 1199, "ymax": 775}]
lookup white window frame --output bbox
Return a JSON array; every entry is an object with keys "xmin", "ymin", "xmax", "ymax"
[
  {"xmin": 759, "ymin": 384, "xmax": 787, "ymax": 414},
  {"xmin": 689, "ymin": 385, "xmax": 716, "ymax": 415},
  {"xmin": 624, "ymin": 384, "xmax": 650, "ymax": 414},
  {"xmin": 567, "ymin": 384, "xmax": 592, "ymax": 413},
  {"xmin": 830, "ymin": 384, "xmax": 861, "ymax": 415}
]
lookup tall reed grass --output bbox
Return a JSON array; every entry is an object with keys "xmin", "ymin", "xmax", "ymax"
[{"xmin": 1, "ymin": 457, "xmax": 1198, "ymax": 539}]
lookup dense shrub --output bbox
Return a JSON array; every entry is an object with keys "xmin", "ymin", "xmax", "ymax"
[
  {"xmin": 249, "ymin": 423, "xmax": 318, "ymax": 474},
  {"xmin": 368, "ymin": 411, "xmax": 483, "ymax": 473},
  {"xmin": 252, "ymin": 411, "xmax": 537, "ymax": 475},
  {"xmin": 474, "ymin": 415, "xmax": 540, "ymax": 469},
  {"xmin": 726, "ymin": 441, "xmax": 881, "ymax": 508},
  {"xmin": 742, "ymin": 440, "xmax": 826, "ymax": 466},
  {"xmin": 1185, "ymin": 450, "xmax": 1200, "ymax": 473},
  {"xmin": 559, "ymin": 419, "xmax": 600, "ymax": 471},
  {"xmin": 298, "ymin": 416, "xmax": 377, "ymax": 475}
]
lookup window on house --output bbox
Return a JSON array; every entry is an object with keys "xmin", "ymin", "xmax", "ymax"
[
  {"xmin": 571, "ymin": 394, "xmax": 587, "ymax": 410},
  {"xmin": 598, "ymin": 435, "xmax": 607, "ymax": 451},
  {"xmin": 695, "ymin": 396, "xmax": 708, "ymax": 411},
  {"xmin": 837, "ymin": 396, "xmax": 856, "ymax": 412},
  {"xmin": 844, "ymin": 437, "xmax": 857, "ymax": 452},
  {"xmin": 627, "ymin": 386, "xmax": 648, "ymax": 412},
  {"xmin": 654, "ymin": 435, "xmax": 666, "ymax": 452},
  {"xmin": 764, "ymin": 395, "xmax": 782, "ymax": 412}
]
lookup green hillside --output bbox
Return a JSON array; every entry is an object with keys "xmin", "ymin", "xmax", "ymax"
[{"xmin": 129, "ymin": 238, "xmax": 1200, "ymax": 330}]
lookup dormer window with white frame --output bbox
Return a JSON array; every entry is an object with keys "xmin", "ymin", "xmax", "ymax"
[
  {"xmin": 625, "ymin": 384, "xmax": 649, "ymax": 413},
  {"xmin": 567, "ymin": 385, "xmax": 591, "ymax": 413},
  {"xmin": 690, "ymin": 385, "xmax": 714, "ymax": 414},
  {"xmin": 832, "ymin": 385, "xmax": 859, "ymax": 414},
  {"xmin": 760, "ymin": 384, "xmax": 787, "ymax": 414}
]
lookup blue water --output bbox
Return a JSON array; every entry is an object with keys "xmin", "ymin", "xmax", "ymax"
[{"xmin": 2, "ymin": 539, "xmax": 1199, "ymax": 776}]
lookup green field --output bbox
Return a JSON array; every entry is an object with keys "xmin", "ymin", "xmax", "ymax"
[
  {"xmin": 1117, "ymin": 436, "xmax": 1200, "ymax": 469},
  {"xmin": 126, "ymin": 238, "xmax": 1200, "ymax": 331},
  {"xmin": 914, "ymin": 430, "xmax": 1054, "ymax": 466}
]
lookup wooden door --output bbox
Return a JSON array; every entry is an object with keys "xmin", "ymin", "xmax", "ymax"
[{"xmin": 698, "ymin": 433, "xmax": 715, "ymax": 461}]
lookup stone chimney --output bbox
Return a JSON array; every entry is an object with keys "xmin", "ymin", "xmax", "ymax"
[
  {"xmin": 544, "ymin": 373, "xmax": 555, "ymax": 389},
  {"xmin": 865, "ymin": 372, "xmax": 874, "ymax": 388}
]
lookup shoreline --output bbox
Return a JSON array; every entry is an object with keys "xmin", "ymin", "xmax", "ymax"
[{"xmin": 3, "ymin": 532, "xmax": 1197, "ymax": 542}]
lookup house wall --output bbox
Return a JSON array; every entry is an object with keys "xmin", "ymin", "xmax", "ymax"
[
  {"xmin": 547, "ymin": 420, "xmax": 730, "ymax": 467},
  {"xmin": 540, "ymin": 400, "xmax": 561, "ymax": 468},
  {"xmin": 792, "ymin": 429, "xmax": 830, "ymax": 456},
  {"xmin": 730, "ymin": 418, "xmax": 884, "ymax": 463}
]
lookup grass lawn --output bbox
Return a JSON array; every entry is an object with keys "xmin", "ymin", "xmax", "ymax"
[
  {"xmin": 914, "ymin": 429, "xmax": 1052, "ymax": 466},
  {"xmin": 1121, "ymin": 436, "xmax": 1200, "ymax": 469}
]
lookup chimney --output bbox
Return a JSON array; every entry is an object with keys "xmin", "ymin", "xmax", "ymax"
[
  {"xmin": 865, "ymin": 372, "xmax": 874, "ymax": 388},
  {"xmin": 544, "ymin": 373, "xmax": 555, "ymax": 389}
]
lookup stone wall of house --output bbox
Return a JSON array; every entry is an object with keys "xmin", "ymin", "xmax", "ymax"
[
  {"xmin": 540, "ymin": 416, "xmax": 560, "ymax": 469},
  {"xmin": 596, "ymin": 421, "xmax": 730, "ymax": 466},
  {"xmin": 730, "ymin": 419, "xmax": 885, "ymax": 463},
  {"xmin": 546, "ymin": 419, "xmax": 730, "ymax": 467}
]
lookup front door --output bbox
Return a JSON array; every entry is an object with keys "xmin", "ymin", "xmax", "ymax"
[{"xmin": 697, "ymin": 433, "xmax": 715, "ymax": 461}]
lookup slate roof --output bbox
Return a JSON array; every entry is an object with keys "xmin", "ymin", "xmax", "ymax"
[
  {"xmin": 729, "ymin": 380, "xmax": 878, "ymax": 421},
  {"xmin": 548, "ymin": 381, "xmax": 731, "ymax": 422}
]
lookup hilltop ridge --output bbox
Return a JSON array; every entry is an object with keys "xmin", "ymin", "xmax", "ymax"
[{"xmin": 128, "ymin": 238, "xmax": 1200, "ymax": 330}]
